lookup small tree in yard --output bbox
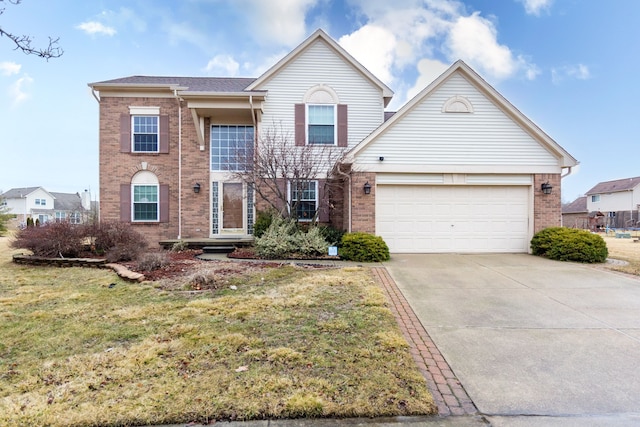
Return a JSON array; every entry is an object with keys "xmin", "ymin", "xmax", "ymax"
[
  {"xmin": 231, "ymin": 123, "xmax": 344, "ymax": 223},
  {"xmin": 0, "ymin": 198, "xmax": 12, "ymax": 236}
]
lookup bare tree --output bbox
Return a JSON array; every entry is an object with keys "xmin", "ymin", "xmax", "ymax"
[
  {"xmin": 0, "ymin": 0, "xmax": 63, "ymax": 59},
  {"xmin": 231, "ymin": 122, "xmax": 345, "ymax": 221}
]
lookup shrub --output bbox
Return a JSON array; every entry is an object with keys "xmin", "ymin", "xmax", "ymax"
[
  {"xmin": 253, "ymin": 209, "xmax": 276, "ymax": 238},
  {"xmin": 339, "ymin": 232, "xmax": 390, "ymax": 262},
  {"xmin": 171, "ymin": 240, "xmax": 189, "ymax": 252},
  {"xmin": 137, "ymin": 252, "xmax": 170, "ymax": 272},
  {"xmin": 87, "ymin": 221, "xmax": 148, "ymax": 262},
  {"xmin": 531, "ymin": 227, "xmax": 608, "ymax": 263},
  {"xmin": 293, "ymin": 226, "xmax": 329, "ymax": 256},
  {"xmin": 255, "ymin": 215, "xmax": 298, "ymax": 259},
  {"xmin": 11, "ymin": 221, "xmax": 84, "ymax": 257},
  {"xmin": 255, "ymin": 215, "xmax": 330, "ymax": 259},
  {"xmin": 319, "ymin": 225, "xmax": 345, "ymax": 247}
]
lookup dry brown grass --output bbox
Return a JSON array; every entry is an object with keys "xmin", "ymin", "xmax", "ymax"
[
  {"xmin": 601, "ymin": 233, "xmax": 640, "ymax": 275},
  {"xmin": 0, "ymin": 234, "xmax": 435, "ymax": 426}
]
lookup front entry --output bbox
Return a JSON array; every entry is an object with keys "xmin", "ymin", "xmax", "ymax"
[
  {"xmin": 222, "ymin": 182, "xmax": 243, "ymax": 231},
  {"xmin": 211, "ymin": 180, "xmax": 254, "ymax": 236}
]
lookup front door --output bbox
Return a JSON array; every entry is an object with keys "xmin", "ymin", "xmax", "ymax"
[{"xmin": 222, "ymin": 182, "xmax": 244, "ymax": 232}]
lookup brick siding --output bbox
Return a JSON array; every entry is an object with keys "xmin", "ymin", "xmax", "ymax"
[{"xmin": 533, "ymin": 173, "xmax": 562, "ymax": 233}]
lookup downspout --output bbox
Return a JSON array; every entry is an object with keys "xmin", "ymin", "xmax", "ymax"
[
  {"xmin": 249, "ymin": 96, "xmax": 257, "ymax": 235},
  {"xmin": 90, "ymin": 88, "xmax": 100, "ymax": 103},
  {"xmin": 561, "ymin": 166, "xmax": 572, "ymax": 178},
  {"xmin": 175, "ymin": 89, "xmax": 183, "ymax": 239}
]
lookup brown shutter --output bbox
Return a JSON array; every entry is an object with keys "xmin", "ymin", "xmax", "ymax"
[
  {"xmin": 294, "ymin": 104, "xmax": 305, "ymax": 146},
  {"xmin": 120, "ymin": 184, "xmax": 131, "ymax": 222},
  {"xmin": 120, "ymin": 114, "xmax": 131, "ymax": 153},
  {"xmin": 337, "ymin": 104, "xmax": 348, "ymax": 147},
  {"xmin": 317, "ymin": 179, "xmax": 330, "ymax": 223},
  {"xmin": 159, "ymin": 184, "xmax": 169, "ymax": 222},
  {"xmin": 159, "ymin": 115, "xmax": 169, "ymax": 153}
]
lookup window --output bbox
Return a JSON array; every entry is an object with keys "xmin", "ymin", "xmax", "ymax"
[
  {"xmin": 133, "ymin": 185, "xmax": 159, "ymax": 221},
  {"xmin": 55, "ymin": 212, "xmax": 66, "ymax": 222},
  {"xmin": 211, "ymin": 125, "xmax": 254, "ymax": 171},
  {"xmin": 35, "ymin": 198, "xmax": 46, "ymax": 206},
  {"xmin": 70, "ymin": 212, "xmax": 81, "ymax": 224},
  {"xmin": 591, "ymin": 195, "xmax": 601, "ymax": 202},
  {"xmin": 132, "ymin": 116, "xmax": 159, "ymax": 152},
  {"xmin": 307, "ymin": 105, "xmax": 336, "ymax": 144},
  {"xmin": 289, "ymin": 180, "xmax": 318, "ymax": 221}
]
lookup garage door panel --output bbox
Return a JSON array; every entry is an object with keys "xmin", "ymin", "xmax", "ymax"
[{"xmin": 376, "ymin": 185, "xmax": 529, "ymax": 253}]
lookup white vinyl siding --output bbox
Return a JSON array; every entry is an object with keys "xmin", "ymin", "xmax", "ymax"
[
  {"xmin": 587, "ymin": 190, "xmax": 640, "ymax": 213},
  {"xmin": 376, "ymin": 185, "xmax": 530, "ymax": 253},
  {"xmin": 258, "ymin": 40, "xmax": 384, "ymax": 152},
  {"xmin": 355, "ymin": 73, "xmax": 558, "ymax": 171}
]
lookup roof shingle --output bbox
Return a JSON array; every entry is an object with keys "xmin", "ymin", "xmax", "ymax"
[
  {"xmin": 90, "ymin": 76, "xmax": 258, "ymax": 93},
  {"xmin": 585, "ymin": 176, "xmax": 640, "ymax": 195}
]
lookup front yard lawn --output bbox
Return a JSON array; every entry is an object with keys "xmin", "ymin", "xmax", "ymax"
[{"xmin": 0, "ymin": 237, "xmax": 435, "ymax": 426}]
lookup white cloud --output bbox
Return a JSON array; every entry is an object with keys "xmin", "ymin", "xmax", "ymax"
[
  {"xmin": 0, "ymin": 61, "xmax": 21, "ymax": 76},
  {"xmin": 9, "ymin": 75, "xmax": 34, "ymax": 106},
  {"xmin": 239, "ymin": 0, "xmax": 319, "ymax": 46},
  {"xmin": 444, "ymin": 12, "xmax": 538, "ymax": 81},
  {"xmin": 406, "ymin": 58, "xmax": 450, "ymax": 100},
  {"xmin": 551, "ymin": 64, "xmax": 591, "ymax": 84},
  {"xmin": 76, "ymin": 21, "xmax": 117, "ymax": 36},
  {"xmin": 339, "ymin": 25, "xmax": 398, "ymax": 84},
  {"xmin": 205, "ymin": 54, "xmax": 240, "ymax": 76},
  {"xmin": 519, "ymin": 0, "xmax": 553, "ymax": 16}
]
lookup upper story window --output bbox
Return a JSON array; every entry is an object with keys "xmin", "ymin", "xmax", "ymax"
[
  {"xmin": 591, "ymin": 195, "xmax": 601, "ymax": 202},
  {"xmin": 132, "ymin": 116, "xmax": 159, "ymax": 152},
  {"xmin": 307, "ymin": 105, "xmax": 336, "ymax": 145},
  {"xmin": 211, "ymin": 125, "xmax": 254, "ymax": 171},
  {"xmin": 35, "ymin": 198, "xmax": 46, "ymax": 206},
  {"xmin": 295, "ymin": 84, "xmax": 348, "ymax": 147},
  {"xmin": 121, "ymin": 106, "xmax": 169, "ymax": 154}
]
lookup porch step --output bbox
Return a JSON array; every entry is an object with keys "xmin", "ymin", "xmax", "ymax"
[{"xmin": 202, "ymin": 245, "xmax": 236, "ymax": 254}]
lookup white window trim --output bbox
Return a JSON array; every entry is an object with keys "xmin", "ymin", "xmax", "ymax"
[
  {"xmin": 288, "ymin": 180, "xmax": 319, "ymax": 222},
  {"xmin": 131, "ymin": 115, "xmax": 160, "ymax": 153},
  {"xmin": 131, "ymin": 183, "xmax": 160, "ymax": 222},
  {"xmin": 306, "ymin": 104, "xmax": 337, "ymax": 146},
  {"xmin": 210, "ymin": 124, "xmax": 255, "ymax": 172},
  {"xmin": 129, "ymin": 106, "xmax": 160, "ymax": 115},
  {"xmin": 591, "ymin": 194, "xmax": 601, "ymax": 202}
]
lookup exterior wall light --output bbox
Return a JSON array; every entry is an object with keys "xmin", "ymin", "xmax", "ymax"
[
  {"xmin": 193, "ymin": 183, "xmax": 201, "ymax": 193},
  {"xmin": 363, "ymin": 181, "xmax": 372, "ymax": 195},
  {"xmin": 541, "ymin": 182, "xmax": 552, "ymax": 195}
]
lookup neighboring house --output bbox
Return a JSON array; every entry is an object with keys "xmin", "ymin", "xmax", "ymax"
[
  {"xmin": 585, "ymin": 176, "xmax": 640, "ymax": 228},
  {"xmin": 562, "ymin": 196, "xmax": 605, "ymax": 230},
  {"xmin": 88, "ymin": 29, "xmax": 577, "ymax": 253},
  {"xmin": 0, "ymin": 187, "xmax": 93, "ymax": 225}
]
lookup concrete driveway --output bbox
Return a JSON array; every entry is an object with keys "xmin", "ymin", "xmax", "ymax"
[{"xmin": 384, "ymin": 254, "xmax": 640, "ymax": 426}]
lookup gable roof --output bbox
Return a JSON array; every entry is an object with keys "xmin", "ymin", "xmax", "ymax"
[
  {"xmin": 345, "ymin": 60, "xmax": 578, "ymax": 168},
  {"xmin": 245, "ymin": 29, "xmax": 394, "ymax": 106},
  {"xmin": 50, "ymin": 192, "xmax": 84, "ymax": 211},
  {"xmin": 585, "ymin": 176, "xmax": 640, "ymax": 195},
  {"xmin": 1, "ymin": 187, "xmax": 44, "ymax": 199},
  {"xmin": 562, "ymin": 196, "xmax": 587, "ymax": 214}
]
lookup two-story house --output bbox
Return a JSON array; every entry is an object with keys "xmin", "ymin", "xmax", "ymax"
[
  {"xmin": 88, "ymin": 29, "xmax": 577, "ymax": 253},
  {"xmin": 585, "ymin": 176, "xmax": 640, "ymax": 228},
  {"xmin": 0, "ymin": 187, "xmax": 93, "ymax": 225}
]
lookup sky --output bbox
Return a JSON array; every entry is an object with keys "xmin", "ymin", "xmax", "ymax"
[{"xmin": 1, "ymin": 0, "xmax": 639, "ymax": 203}]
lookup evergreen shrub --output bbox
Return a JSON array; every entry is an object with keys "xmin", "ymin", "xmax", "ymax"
[
  {"xmin": 530, "ymin": 227, "xmax": 608, "ymax": 263},
  {"xmin": 339, "ymin": 232, "xmax": 390, "ymax": 262}
]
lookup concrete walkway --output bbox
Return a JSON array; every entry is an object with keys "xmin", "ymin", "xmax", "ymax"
[{"xmin": 384, "ymin": 254, "xmax": 640, "ymax": 426}]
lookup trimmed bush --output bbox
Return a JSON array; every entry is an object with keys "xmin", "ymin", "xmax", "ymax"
[
  {"xmin": 531, "ymin": 227, "xmax": 608, "ymax": 263},
  {"xmin": 293, "ymin": 226, "xmax": 329, "ymax": 256},
  {"xmin": 11, "ymin": 221, "xmax": 84, "ymax": 258},
  {"xmin": 339, "ymin": 232, "xmax": 390, "ymax": 262}
]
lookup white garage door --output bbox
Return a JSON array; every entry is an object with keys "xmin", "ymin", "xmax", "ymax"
[{"xmin": 376, "ymin": 185, "xmax": 530, "ymax": 253}]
